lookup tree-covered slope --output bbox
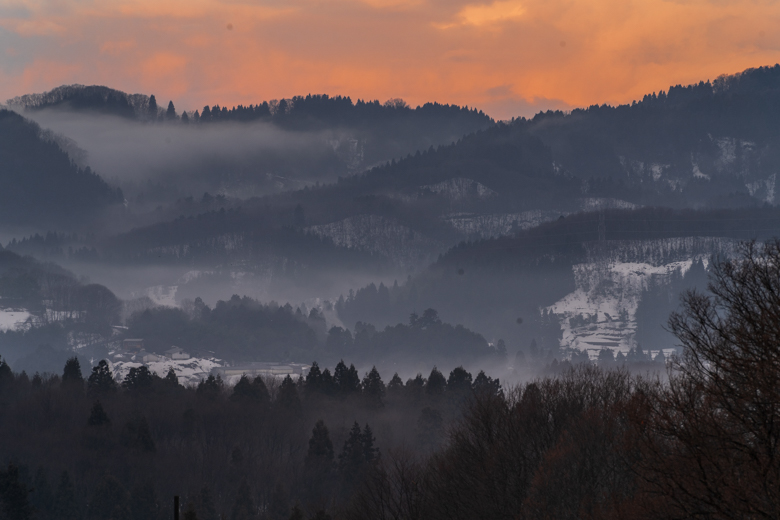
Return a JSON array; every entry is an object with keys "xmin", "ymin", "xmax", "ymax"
[{"xmin": 0, "ymin": 109, "xmax": 123, "ymax": 228}]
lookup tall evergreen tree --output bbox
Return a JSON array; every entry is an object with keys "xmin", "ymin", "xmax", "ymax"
[
  {"xmin": 166, "ymin": 101, "xmax": 177, "ymax": 120},
  {"xmin": 426, "ymin": 367, "xmax": 446, "ymax": 397},
  {"xmin": 87, "ymin": 400, "xmax": 111, "ymax": 427},
  {"xmin": 305, "ymin": 420, "xmax": 334, "ymax": 475},
  {"xmin": 147, "ymin": 95, "xmax": 158, "ymax": 120},
  {"xmin": 361, "ymin": 367, "xmax": 385, "ymax": 408},
  {"xmin": 276, "ymin": 375, "xmax": 301, "ymax": 412},
  {"xmin": 61, "ymin": 357, "xmax": 84, "ymax": 392},
  {"xmin": 87, "ymin": 360, "xmax": 116, "ymax": 395}
]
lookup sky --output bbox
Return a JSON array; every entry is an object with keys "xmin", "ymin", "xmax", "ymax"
[{"xmin": 1, "ymin": 0, "xmax": 779, "ymax": 120}]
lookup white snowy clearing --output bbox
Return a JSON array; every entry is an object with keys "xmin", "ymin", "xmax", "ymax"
[
  {"xmin": 110, "ymin": 356, "xmax": 223, "ymax": 387},
  {"xmin": 0, "ymin": 308, "xmax": 31, "ymax": 331},
  {"xmin": 548, "ymin": 259, "xmax": 700, "ymax": 359}
]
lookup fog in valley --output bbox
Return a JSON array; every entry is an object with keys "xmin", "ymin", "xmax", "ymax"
[{"xmin": 1, "ymin": 70, "xmax": 780, "ymax": 519}]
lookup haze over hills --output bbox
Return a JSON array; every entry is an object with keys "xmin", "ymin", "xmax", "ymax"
[
  {"xmin": 7, "ymin": 85, "xmax": 494, "ymax": 211},
  {"xmin": 3, "ymin": 65, "xmax": 780, "ymax": 375}
]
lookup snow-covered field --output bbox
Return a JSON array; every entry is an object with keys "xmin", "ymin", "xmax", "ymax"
[
  {"xmin": 0, "ymin": 308, "xmax": 31, "ymax": 331},
  {"xmin": 548, "ymin": 259, "xmax": 700, "ymax": 359},
  {"xmin": 110, "ymin": 356, "xmax": 224, "ymax": 387}
]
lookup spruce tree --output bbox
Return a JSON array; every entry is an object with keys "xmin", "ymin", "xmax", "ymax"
[
  {"xmin": 426, "ymin": 367, "xmax": 446, "ymax": 397},
  {"xmin": 304, "ymin": 362, "xmax": 322, "ymax": 396},
  {"xmin": 87, "ymin": 400, "xmax": 110, "ymax": 426},
  {"xmin": 87, "ymin": 360, "xmax": 116, "ymax": 395},
  {"xmin": 305, "ymin": 420, "xmax": 334, "ymax": 473},
  {"xmin": 148, "ymin": 95, "xmax": 158, "ymax": 120},
  {"xmin": 61, "ymin": 357, "xmax": 84, "ymax": 392},
  {"xmin": 276, "ymin": 375, "xmax": 301, "ymax": 412},
  {"xmin": 164, "ymin": 367, "xmax": 180, "ymax": 387},
  {"xmin": 361, "ymin": 424, "xmax": 379, "ymax": 463},
  {"xmin": 166, "ymin": 101, "xmax": 177, "ymax": 120},
  {"xmin": 361, "ymin": 367, "xmax": 385, "ymax": 408}
]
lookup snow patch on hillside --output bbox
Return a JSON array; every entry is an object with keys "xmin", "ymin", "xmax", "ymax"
[
  {"xmin": 110, "ymin": 357, "xmax": 224, "ymax": 387},
  {"xmin": 548, "ymin": 260, "xmax": 695, "ymax": 358},
  {"xmin": 746, "ymin": 173, "xmax": 777, "ymax": 204},
  {"xmin": 0, "ymin": 309, "xmax": 31, "ymax": 331}
]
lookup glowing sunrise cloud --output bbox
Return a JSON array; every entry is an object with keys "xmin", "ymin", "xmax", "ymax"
[{"xmin": 1, "ymin": 0, "xmax": 779, "ymax": 119}]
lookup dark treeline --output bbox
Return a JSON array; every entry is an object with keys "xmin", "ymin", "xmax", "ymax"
[
  {"xmin": 0, "ymin": 354, "xmax": 501, "ymax": 520},
  {"xmin": 0, "ymin": 110, "xmax": 124, "ymax": 228},
  {"xmin": 522, "ymin": 64, "xmax": 780, "ymax": 181},
  {"xmin": 1, "ymin": 239, "xmax": 779, "ymax": 519},
  {"xmin": 335, "ymin": 207, "xmax": 758, "ymax": 349},
  {"xmin": 126, "ymin": 298, "xmax": 501, "ymax": 366}
]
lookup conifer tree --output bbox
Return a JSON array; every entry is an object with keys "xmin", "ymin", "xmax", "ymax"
[
  {"xmin": 387, "ymin": 373, "xmax": 404, "ymax": 397},
  {"xmin": 164, "ymin": 367, "xmax": 180, "ymax": 387},
  {"xmin": 61, "ymin": 357, "xmax": 84, "ymax": 392},
  {"xmin": 122, "ymin": 366, "xmax": 153, "ymax": 393},
  {"xmin": 148, "ymin": 95, "xmax": 158, "ymax": 120},
  {"xmin": 426, "ymin": 367, "xmax": 446, "ymax": 397},
  {"xmin": 166, "ymin": 101, "xmax": 177, "ymax": 120},
  {"xmin": 361, "ymin": 424, "xmax": 379, "ymax": 463},
  {"xmin": 276, "ymin": 375, "xmax": 301, "ymax": 411},
  {"xmin": 304, "ymin": 361, "xmax": 322, "ymax": 396},
  {"xmin": 361, "ymin": 367, "xmax": 385, "ymax": 408},
  {"xmin": 305, "ymin": 420, "xmax": 334, "ymax": 473},
  {"xmin": 87, "ymin": 360, "xmax": 116, "ymax": 395},
  {"xmin": 87, "ymin": 400, "xmax": 110, "ymax": 426}
]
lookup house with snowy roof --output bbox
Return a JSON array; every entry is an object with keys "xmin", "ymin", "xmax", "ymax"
[{"xmin": 165, "ymin": 346, "xmax": 190, "ymax": 360}]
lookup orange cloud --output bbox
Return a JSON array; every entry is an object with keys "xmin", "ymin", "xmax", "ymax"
[
  {"xmin": 436, "ymin": 0, "xmax": 526, "ymax": 29},
  {"xmin": 1, "ymin": 0, "xmax": 779, "ymax": 119}
]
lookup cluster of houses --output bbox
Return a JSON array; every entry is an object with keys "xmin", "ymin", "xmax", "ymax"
[
  {"xmin": 117, "ymin": 339, "xmax": 310, "ymax": 381},
  {"xmin": 120, "ymin": 339, "xmax": 191, "ymax": 363}
]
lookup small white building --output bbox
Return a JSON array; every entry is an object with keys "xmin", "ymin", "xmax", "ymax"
[
  {"xmin": 165, "ymin": 346, "xmax": 190, "ymax": 360},
  {"xmin": 138, "ymin": 350, "xmax": 162, "ymax": 363}
]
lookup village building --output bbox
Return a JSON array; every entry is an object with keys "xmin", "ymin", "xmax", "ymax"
[
  {"xmin": 122, "ymin": 339, "xmax": 144, "ymax": 352},
  {"xmin": 165, "ymin": 346, "xmax": 191, "ymax": 360}
]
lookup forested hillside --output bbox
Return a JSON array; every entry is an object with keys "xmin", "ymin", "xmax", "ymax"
[{"xmin": 0, "ymin": 110, "xmax": 124, "ymax": 228}]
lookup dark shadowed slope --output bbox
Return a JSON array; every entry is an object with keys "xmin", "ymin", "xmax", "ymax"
[{"xmin": 0, "ymin": 109, "xmax": 124, "ymax": 229}]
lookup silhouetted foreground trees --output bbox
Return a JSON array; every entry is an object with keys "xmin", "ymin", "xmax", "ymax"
[{"xmin": 1, "ymin": 240, "xmax": 779, "ymax": 519}]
